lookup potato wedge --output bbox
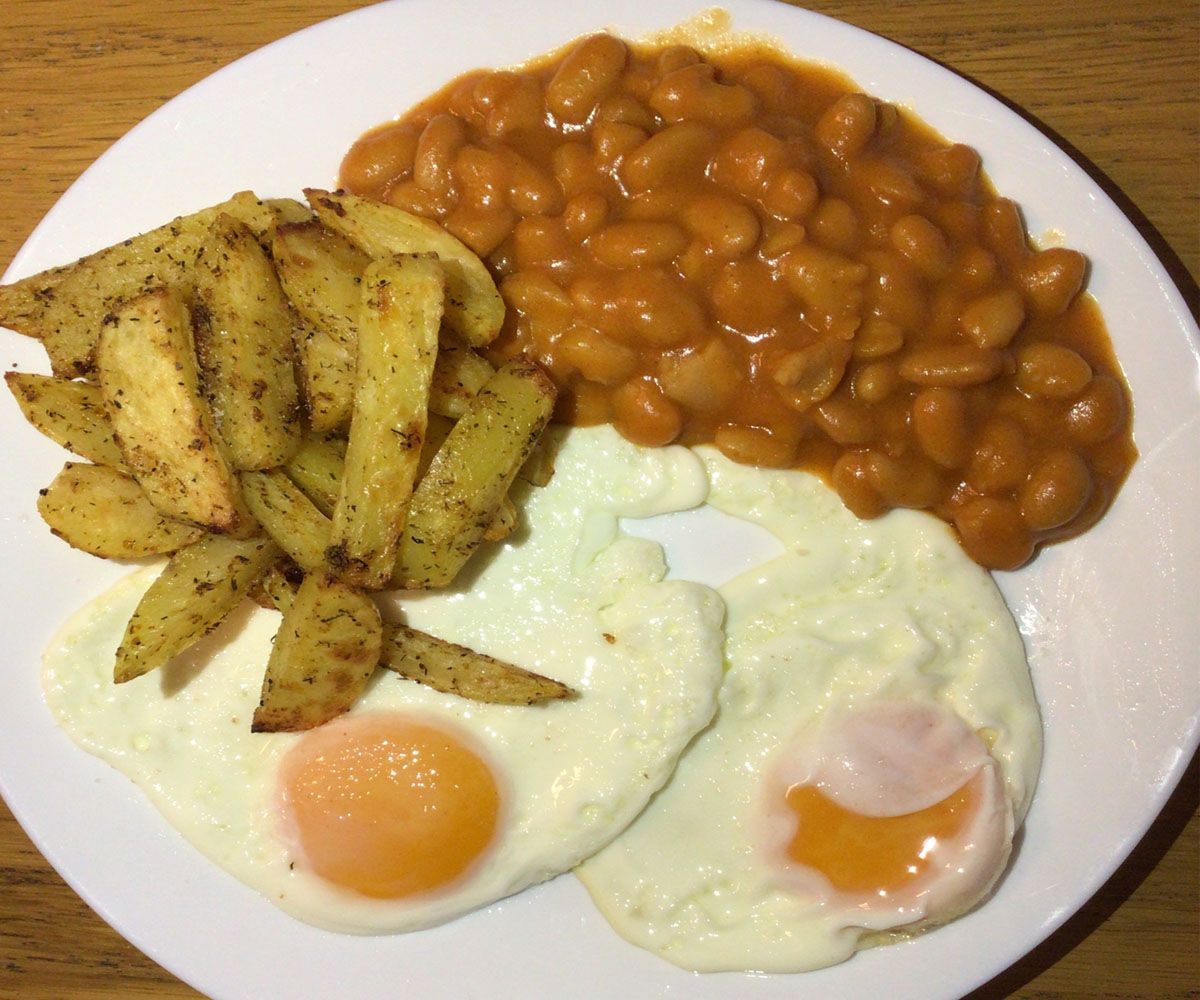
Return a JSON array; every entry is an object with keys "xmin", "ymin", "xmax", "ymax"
[
  {"xmin": 96, "ymin": 287, "xmax": 254, "ymax": 535},
  {"xmin": 382, "ymin": 625, "xmax": 573, "ymax": 705},
  {"xmin": 252, "ymin": 572, "xmax": 382, "ymax": 732},
  {"xmin": 392, "ymin": 361, "xmax": 556, "ymax": 589},
  {"xmin": 294, "ymin": 316, "xmax": 355, "ymax": 433},
  {"xmin": 429, "ymin": 334, "xmax": 495, "ymax": 418},
  {"xmin": 37, "ymin": 462, "xmax": 204, "ymax": 558},
  {"xmin": 192, "ymin": 214, "xmax": 302, "ymax": 470},
  {"xmin": 114, "ymin": 533, "xmax": 280, "ymax": 683},
  {"xmin": 283, "ymin": 433, "xmax": 347, "ymax": 517},
  {"xmin": 327, "ymin": 255, "xmax": 443, "ymax": 588},
  {"xmin": 306, "ymin": 188, "xmax": 504, "ymax": 347},
  {"xmin": 263, "ymin": 197, "xmax": 314, "ymax": 226},
  {"xmin": 0, "ymin": 264, "xmax": 72, "ymax": 340},
  {"xmin": 31, "ymin": 191, "xmax": 273, "ymax": 376},
  {"xmin": 255, "ymin": 568, "xmax": 569, "ymax": 705},
  {"xmin": 5, "ymin": 372, "xmax": 127, "ymax": 469},
  {"xmin": 273, "ymin": 219, "xmax": 371, "ymax": 354},
  {"xmin": 517, "ymin": 426, "xmax": 561, "ymax": 487},
  {"xmin": 241, "ymin": 468, "xmax": 332, "ymax": 572},
  {"xmin": 482, "ymin": 497, "xmax": 518, "ymax": 542}
]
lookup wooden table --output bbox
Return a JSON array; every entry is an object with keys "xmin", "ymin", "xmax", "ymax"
[{"xmin": 0, "ymin": 1, "xmax": 1195, "ymax": 997}]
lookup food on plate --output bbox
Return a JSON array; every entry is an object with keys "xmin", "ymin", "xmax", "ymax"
[
  {"xmin": 327, "ymin": 254, "xmax": 443, "ymax": 589},
  {"xmin": 192, "ymin": 212, "xmax": 302, "ymax": 471},
  {"xmin": 253, "ymin": 572, "xmax": 383, "ymax": 733},
  {"xmin": 391, "ymin": 359, "xmax": 556, "ymax": 589},
  {"xmin": 577, "ymin": 447, "xmax": 1040, "ymax": 971},
  {"xmin": 4, "ymin": 186, "xmax": 565, "ymax": 722},
  {"xmin": 96, "ymin": 286, "xmax": 257, "ymax": 536},
  {"xmin": 341, "ymin": 31, "xmax": 1136, "ymax": 569},
  {"xmin": 42, "ymin": 426, "xmax": 726, "ymax": 932},
  {"xmin": 36, "ymin": 462, "xmax": 205, "ymax": 558},
  {"xmin": 3, "ymin": 191, "xmax": 274, "ymax": 378}
]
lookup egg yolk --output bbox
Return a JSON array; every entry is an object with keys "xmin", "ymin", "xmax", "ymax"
[
  {"xmin": 280, "ymin": 713, "xmax": 500, "ymax": 900},
  {"xmin": 784, "ymin": 774, "xmax": 979, "ymax": 895}
]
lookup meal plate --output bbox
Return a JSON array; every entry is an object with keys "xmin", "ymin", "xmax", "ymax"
[{"xmin": 1, "ymin": 1, "xmax": 1196, "ymax": 997}]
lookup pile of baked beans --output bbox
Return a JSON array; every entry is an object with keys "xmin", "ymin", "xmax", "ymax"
[{"xmin": 340, "ymin": 33, "xmax": 1135, "ymax": 570}]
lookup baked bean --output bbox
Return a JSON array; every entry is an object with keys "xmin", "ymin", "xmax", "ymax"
[
  {"xmin": 967, "ymin": 418, "xmax": 1029, "ymax": 493},
  {"xmin": 656, "ymin": 45, "xmax": 701, "ymax": 76},
  {"xmin": 444, "ymin": 204, "xmax": 515, "ymax": 257},
  {"xmin": 1065, "ymin": 374, "xmax": 1127, "ymax": 445},
  {"xmin": 772, "ymin": 338, "xmax": 853, "ymax": 410},
  {"xmin": 954, "ymin": 246, "xmax": 999, "ymax": 290},
  {"xmin": 851, "ymin": 360, "xmax": 898, "ymax": 403},
  {"xmin": 342, "ymin": 38, "xmax": 1135, "ymax": 570},
  {"xmin": 758, "ymin": 220, "xmax": 808, "ymax": 261},
  {"xmin": 808, "ymin": 199, "xmax": 861, "ymax": 254},
  {"xmin": 556, "ymin": 325, "xmax": 639, "ymax": 385},
  {"xmin": 915, "ymin": 143, "xmax": 981, "ymax": 197},
  {"xmin": 710, "ymin": 258, "xmax": 790, "ymax": 329},
  {"xmin": 611, "ymin": 270, "xmax": 705, "ymax": 347},
  {"xmin": 500, "ymin": 271, "xmax": 574, "ymax": 328},
  {"xmin": 546, "ymin": 34, "xmax": 628, "ymax": 125},
  {"xmin": 561, "ymin": 379, "xmax": 611, "ymax": 425},
  {"xmin": 649, "ymin": 63, "xmax": 758, "ymax": 127},
  {"xmin": 1018, "ymin": 247, "xmax": 1087, "ymax": 316},
  {"xmin": 853, "ymin": 157, "xmax": 926, "ymax": 207},
  {"xmin": 890, "ymin": 214, "xmax": 952, "ymax": 278},
  {"xmin": 512, "ymin": 217, "xmax": 576, "ymax": 275},
  {"xmin": 562, "ymin": 192, "xmax": 610, "ymax": 241},
  {"xmin": 814, "ymin": 396, "xmax": 876, "ymax": 445},
  {"xmin": 611, "ymin": 377, "xmax": 683, "ymax": 446},
  {"xmin": 454, "ymin": 146, "xmax": 510, "ymax": 207},
  {"xmin": 814, "ymin": 93, "xmax": 876, "ymax": 157},
  {"xmin": 592, "ymin": 121, "xmax": 648, "ymax": 170},
  {"xmin": 414, "ymin": 114, "xmax": 467, "ymax": 196},
  {"xmin": 682, "ymin": 195, "xmax": 760, "ymax": 258},
  {"xmin": 594, "ymin": 94, "xmax": 655, "ymax": 128},
  {"xmin": 954, "ymin": 497, "xmax": 1034, "ymax": 570},
  {"xmin": 715, "ymin": 423, "xmax": 799, "ymax": 468},
  {"xmin": 486, "ymin": 76, "xmax": 544, "ymax": 137},
  {"xmin": 675, "ymin": 240, "xmax": 720, "ymax": 286},
  {"xmin": 783, "ymin": 243, "xmax": 868, "ymax": 336},
  {"xmin": 508, "ymin": 157, "xmax": 564, "ymax": 216},
  {"xmin": 1019, "ymin": 449, "xmax": 1093, "ymax": 531},
  {"xmin": 982, "ymin": 199, "xmax": 1029, "ymax": 268},
  {"xmin": 760, "ymin": 168, "xmax": 819, "ymax": 220},
  {"xmin": 899, "ymin": 345, "xmax": 1007, "ymax": 387},
  {"xmin": 739, "ymin": 63, "xmax": 792, "ymax": 111},
  {"xmin": 660, "ymin": 339, "xmax": 740, "ymax": 411},
  {"xmin": 624, "ymin": 189, "xmax": 690, "ymax": 221},
  {"xmin": 852, "ymin": 316, "xmax": 905, "ymax": 359},
  {"xmin": 959, "ymin": 288, "xmax": 1026, "ymax": 348},
  {"xmin": 341, "ymin": 123, "xmax": 419, "ymax": 199},
  {"xmin": 587, "ymin": 221, "xmax": 687, "ymax": 269},
  {"xmin": 385, "ymin": 178, "xmax": 450, "ymax": 218},
  {"xmin": 1016, "ymin": 342, "xmax": 1092, "ymax": 398},
  {"xmin": 912, "ymin": 387, "xmax": 970, "ymax": 468},
  {"xmin": 863, "ymin": 250, "xmax": 929, "ymax": 332},
  {"xmin": 552, "ymin": 142, "xmax": 599, "ymax": 198},
  {"xmin": 710, "ymin": 127, "xmax": 787, "ymax": 197},
  {"xmin": 622, "ymin": 122, "xmax": 715, "ymax": 192}
]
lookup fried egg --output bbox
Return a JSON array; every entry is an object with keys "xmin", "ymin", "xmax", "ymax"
[
  {"xmin": 42, "ymin": 425, "xmax": 725, "ymax": 933},
  {"xmin": 576, "ymin": 449, "xmax": 1042, "ymax": 972}
]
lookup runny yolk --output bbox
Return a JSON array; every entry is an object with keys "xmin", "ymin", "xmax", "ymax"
[
  {"xmin": 280, "ymin": 713, "xmax": 500, "ymax": 900},
  {"xmin": 784, "ymin": 775, "xmax": 979, "ymax": 895}
]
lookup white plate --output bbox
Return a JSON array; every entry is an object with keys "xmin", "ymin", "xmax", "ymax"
[{"xmin": 1, "ymin": 2, "xmax": 1197, "ymax": 998}]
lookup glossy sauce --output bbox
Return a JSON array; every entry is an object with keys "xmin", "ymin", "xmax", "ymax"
[{"xmin": 339, "ymin": 34, "xmax": 1136, "ymax": 569}]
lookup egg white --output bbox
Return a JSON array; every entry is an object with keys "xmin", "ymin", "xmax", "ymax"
[
  {"xmin": 575, "ymin": 448, "xmax": 1042, "ymax": 973},
  {"xmin": 42, "ymin": 426, "xmax": 726, "ymax": 933}
]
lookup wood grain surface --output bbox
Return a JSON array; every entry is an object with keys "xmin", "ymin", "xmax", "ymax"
[{"xmin": 0, "ymin": 1, "xmax": 1196, "ymax": 998}]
